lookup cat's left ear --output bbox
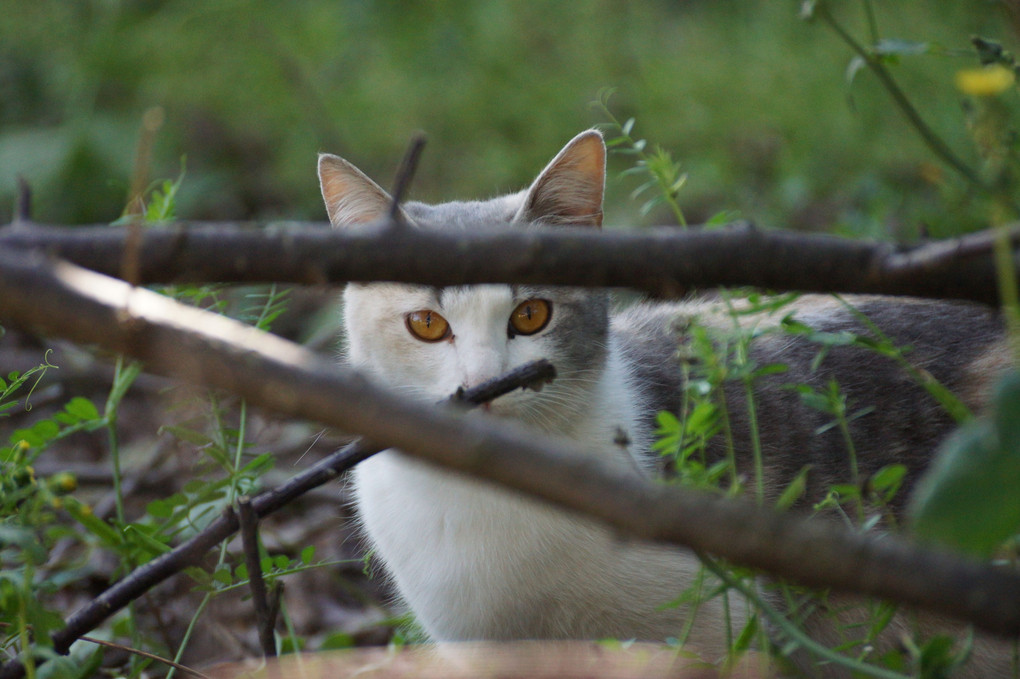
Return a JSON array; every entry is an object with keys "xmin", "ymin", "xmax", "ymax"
[
  {"xmin": 318, "ymin": 153, "xmax": 409, "ymax": 227},
  {"xmin": 516, "ymin": 129, "xmax": 605, "ymax": 228}
]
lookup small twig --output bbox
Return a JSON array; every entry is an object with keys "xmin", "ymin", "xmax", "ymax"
[
  {"xmin": 267, "ymin": 581, "xmax": 283, "ymax": 643},
  {"xmin": 237, "ymin": 496, "xmax": 276, "ymax": 658},
  {"xmin": 816, "ymin": 5, "xmax": 974, "ymax": 183},
  {"xmin": 78, "ymin": 635, "xmax": 213, "ymax": 679},
  {"xmin": 120, "ymin": 107, "xmax": 164, "ymax": 286},
  {"xmin": 0, "ymin": 623, "xmax": 211, "ymax": 679},
  {"xmin": 0, "ymin": 358, "xmax": 556, "ymax": 679},
  {"xmin": 124, "ymin": 107, "xmax": 164, "ymax": 218},
  {"xmin": 882, "ymin": 224, "xmax": 1020, "ymax": 274},
  {"xmin": 121, "ymin": 218, "xmax": 143, "ymax": 288},
  {"xmin": 388, "ymin": 132, "xmax": 427, "ymax": 224},
  {"xmin": 14, "ymin": 177, "xmax": 31, "ymax": 224}
]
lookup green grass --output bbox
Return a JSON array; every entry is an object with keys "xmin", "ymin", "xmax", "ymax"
[{"xmin": 0, "ymin": 1, "xmax": 1015, "ymax": 234}]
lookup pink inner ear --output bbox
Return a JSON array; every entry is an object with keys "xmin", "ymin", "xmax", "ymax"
[
  {"xmin": 523, "ymin": 132, "xmax": 606, "ymax": 227},
  {"xmin": 318, "ymin": 156, "xmax": 394, "ymax": 226}
]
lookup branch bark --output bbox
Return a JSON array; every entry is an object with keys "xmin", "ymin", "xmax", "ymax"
[
  {"xmin": 237, "ymin": 496, "xmax": 277, "ymax": 658},
  {"xmin": 0, "ymin": 321, "xmax": 554, "ymax": 679},
  {"xmin": 1, "ymin": 220, "xmax": 1017, "ymax": 304},
  {"xmin": 0, "ymin": 250, "xmax": 1017, "ymax": 657}
]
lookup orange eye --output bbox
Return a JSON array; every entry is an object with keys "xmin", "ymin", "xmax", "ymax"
[
  {"xmin": 508, "ymin": 299, "xmax": 551, "ymax": 337},
  {"xmin": 406, "ymin": 310, "xmax": 451, "ymax": 342}
]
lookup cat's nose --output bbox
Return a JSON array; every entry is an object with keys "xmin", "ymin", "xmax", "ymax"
[{"xmin": 460, "ymin": 349, "xmax": 506, "ymax": 393}]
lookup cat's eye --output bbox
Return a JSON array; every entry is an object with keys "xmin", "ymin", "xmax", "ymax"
[
  {"xmin": 508, "ymin": 299, "xmax": 552, "ymax": 337},
  {"xmin": 406, "ymin": 310, "xmax": 451, "ymax": 342}
]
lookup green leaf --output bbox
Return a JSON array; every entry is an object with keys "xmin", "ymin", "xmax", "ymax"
[
  {"xmin": 31, "ymin": 419, "xmax": 60, "ymax": 442},
  {"xmin": 240, "ymin": 452, "xmax": 274, "ymax": 475},
  {"xmin": 752, "ymin": 363, "xmax": 789, "ymax": 379},
  {"xmin": 53, "ymin": 412, "xmax": 78, "ymax": 426},
  {"xmin": 775, "ymin": 465, "xmax": 811, "ymax": 511},
  {"xmin": 212, "ymin": 564, "xmax": 233, "ymax": 586},
  {"xmin": 160, "ymin": 425, "xmax": 214, "ymax": 447},
  {"xmin": 146, "ymin": 499, "xmax": 173, "ymax": 519},
  {"xmin": 868, "ymin": 464, "xmax": 907, "ymax": 502},
  {"xmin": 684, "ymin": 402, "xmax": 715, "ymax": 433},
  {"xmin": 105, "ymin": 361, "xmax": 142, "ymax": 414},
  {"xmin": 732, "ymin": 614, "xmax": 758, "ymax": 653},
  {"xmin": 300, "ymin": 545, "xmax": 316, "ymax": 565},
  {"xmin": 64, "ymin": 397, "xmax": 100, "ymax": 421},
  {"xmin": 278, "ymin": 637, "xmax": 305, "ymax": 655},
  {"xmin": 123, "ymin": 524, "xmax": 171, "ymax": 557},
  {"xmin": 829, "ymin": 483, "xmax": 860, "ymax": 500},
  {"xmin": 318, "ymin": 631, "xmax": 355, "ymax": 651},
  {"xmin": 64, "ymin": 500, "xmax": 122, "ymax": 549},
  {"xmin": 910, "ymin": 372, "xmax": 1020, "ymax": 556},
  {"xmin": 705, "ymin": 210, "xmax": 741, "ymax": 227}
]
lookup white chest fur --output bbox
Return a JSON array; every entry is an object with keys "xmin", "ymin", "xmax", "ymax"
[{"xmin": 353, "ymin": 339, "xmax": 737, "ymax": 652}]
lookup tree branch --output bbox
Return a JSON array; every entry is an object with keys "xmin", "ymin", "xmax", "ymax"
[
  {"xmin": 0, "ymin": 303, "xmax": 554, "ymax": 679},
  {"xmin": 0, "ymin": 251, "xmax": 1017, "ymax": 660},
  {"xmin": 237, "ymin": 496, "xmax": 277, "ymax": 658},
  {"xmin": 1, "ymin": 220, "xmax": 1017, "ymax": 304},
  {"xmin": 388, "ymin": 133, "xmax": 427, "ymax": 224}
]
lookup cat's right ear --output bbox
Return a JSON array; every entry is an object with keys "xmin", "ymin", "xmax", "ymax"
[{"xmin": 318, "ymin": 153, "xmax": 405, "ymax": 227}]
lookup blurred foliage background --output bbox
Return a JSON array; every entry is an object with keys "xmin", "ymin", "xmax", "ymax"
[{"xmin": 0, "ymin": 1, "xmax": 1016, "ymax": 237}]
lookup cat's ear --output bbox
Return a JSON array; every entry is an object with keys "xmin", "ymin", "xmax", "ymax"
[
  {"xmin": 516, "ymin": 129, "xmax": 605, "ymax": 228},
  {"xmin": 318, "ymin": 153, "xmax": 406, "ymax": 227}
]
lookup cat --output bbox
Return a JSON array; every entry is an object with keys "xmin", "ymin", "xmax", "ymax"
[{"xmin": 317, "ymin": 130, "xmax": 1013, "ymax": 675}]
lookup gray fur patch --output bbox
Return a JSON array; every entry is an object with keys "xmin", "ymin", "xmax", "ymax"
[{"xmin": 616, "ymin": 295, "xmax": 1005, "ymax": 509}]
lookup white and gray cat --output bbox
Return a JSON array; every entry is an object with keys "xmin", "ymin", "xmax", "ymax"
[{"xmin": 317, "ymin": 131, "xmax": 1012, "ymax": 674}]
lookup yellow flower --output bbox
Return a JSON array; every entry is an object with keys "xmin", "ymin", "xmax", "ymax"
[
  {"xmin": 50, "ymin": 472, "xmax": 77, "ymax": 494},
  {"xmin": 956, "ymin": 65, "xmax": 1016, "ymax": 96}
]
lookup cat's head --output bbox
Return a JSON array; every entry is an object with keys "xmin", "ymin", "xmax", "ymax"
[{"xmin": 317, "ymin": 131, "xmax": 609, "ymax": 430}]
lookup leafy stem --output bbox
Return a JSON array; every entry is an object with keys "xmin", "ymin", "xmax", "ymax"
[
  {"xmin": 699, "ymin": 554, "xmax": 910, "ymax": 679},
  {"xmin": 592, "ymin": 88, "xmax": 689, "ymax": 227},
  {"xmin": 812, "ymin": 1, "xmax": 1008, "ymax": 208}
]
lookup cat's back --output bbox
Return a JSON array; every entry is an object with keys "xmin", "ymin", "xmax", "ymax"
[{"xmin": 611, "ymin": 294, "xmax": 1006, "ymax": 501}]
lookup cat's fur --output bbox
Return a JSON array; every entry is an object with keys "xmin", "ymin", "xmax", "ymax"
[{"xmin": 318, "ymin": 131, "xmax": 1013, "ymax": 674}]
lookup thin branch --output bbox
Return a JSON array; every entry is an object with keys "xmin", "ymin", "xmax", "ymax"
[
  {"xmin": 1, "ymin": 221, "xmax": 1017, "ymax": 305},
  {"xmin": 0, "ymin": 253, "xmax": 1016, "ymax": 658},
  {"xmin": 14, "ymin": 178, "xmax": 31, "ymax": 224},
  {"xmin": 237, "ymin": 496, "xmax": 276, "ymax": 658},
  {"xmin": 78, "ymin": 635, "xmax": 212, "ymax": 679},
  {"xmin": 813, "ymin": 3, "xmax": 985, "ymax": 192},
  {"xmin": 389, "ymin": 132, "xmax": 427, "ymax": 224},
  {"xmin": 883, "ymin": 226, "xmax": 1020, "ymax": 274},
  {"xmin": 0, "ymin": 318, "xmax": 556, "ymax": 679},
  {"xmin": 0, "ymin": 624, "xmax": 212, "ymax": 679}
]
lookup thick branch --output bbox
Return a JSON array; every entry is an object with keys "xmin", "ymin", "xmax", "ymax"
[
  {"xmin": 0, "ymin": 252, "xmax": 1018, "ymax": 647},
  {"xmin": 1, "ymin": 221, "xmax": 1017, "ymax": 304},
  {"xmin": 0, "ymin": 350, "xmax": 552, "ymax": 679}
]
